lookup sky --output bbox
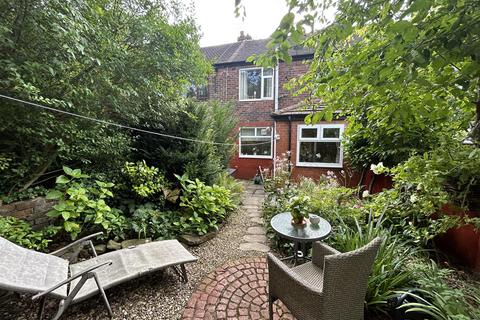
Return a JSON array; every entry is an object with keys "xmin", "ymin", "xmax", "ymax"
[{"xmin": 190, "ymin": 0, "xmax": 290, "ymax": 47}]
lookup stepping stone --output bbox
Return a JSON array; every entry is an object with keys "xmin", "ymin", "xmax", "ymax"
[
  {"xmin": 239, "ymin": 242, "xmax": 270, "ymax": 252},
  {"xmin": 247, "ymin": 226, "xmax": 266, "ymax": 235},
  {"xmin": 250, "ymin": 217, "xmax": 264, "ymax": 225},
  {"xmin": 243, "ymin": 234, "xmax": 267, "ymax": 243},
  {"xmin": 247, "ymin": 211, "xmax": 262, "ymax": 217}
]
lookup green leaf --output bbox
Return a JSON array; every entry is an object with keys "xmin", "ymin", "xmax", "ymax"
[
  {"xmin": 56, "ymin": 175, "xmax": 70, "ymax": 184},
  {"xmin": 46, "ymin": 190, "xmax": 63, "ymax": 200}
]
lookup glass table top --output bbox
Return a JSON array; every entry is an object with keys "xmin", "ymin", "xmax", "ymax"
[{"xmin": 270, "ymin": 212, "xmax": 331, "ymax": 242}]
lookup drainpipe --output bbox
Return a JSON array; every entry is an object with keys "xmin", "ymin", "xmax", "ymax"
[
  {"xmin": 287, "ymin": 115, "xmax": 292, "ymax": 173},
  {"xmin": 274, "ymin": 65, "xmax": 279, "ymax": 112}
]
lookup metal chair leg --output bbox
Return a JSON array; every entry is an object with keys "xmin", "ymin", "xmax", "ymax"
[
  {"xmin": 93, "ymin": 273, "xmax": 112, "ymax": 317},
  {"xmin": 37, "ymin": 296, "xmax": 46, "ymax": 320},
  {"xmin": 180, "ymin": 264, "xmax": 188, "ymax": 283},
  {"xmin": 268, "ymin": 294, "xmax": 275, "ymax": 320}
]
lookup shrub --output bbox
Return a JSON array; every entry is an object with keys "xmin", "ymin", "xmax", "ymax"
[
  {"xmin": 0, "ymin": 216, "xmax": 59, "ymax": 251},
  {"xmin": 400, "ymin": 260, "xmax": 480, "ymax": 320},
  {"xmin": 134, "ymin": 101, "xmax": 236, "ymax": 185},
  {"xmin": 327, "ymin": 214, "xmax": 416, "ymax": 315},
  {"xmin": 46, "ymin": 166, "xmax": 128, "ymax": 240},
  {"xmin": 215, "ymin": 172, "xmax": 244, "ymax": 205},
  {"xmin": 129, "ymin": 203, "xmax": 178, "ymax": 240},
  {"xmin": 122, "ymin": 160, "xmax": 168, "ymax": 200},
  {"xmin": 175, "ymin": 174, "xmax": 235, "ymax": 235}
]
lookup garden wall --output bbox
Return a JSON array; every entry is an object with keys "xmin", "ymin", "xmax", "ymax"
[{"xmin": 0, "ymin": 197, "xmax": 55, "ymax": 229}]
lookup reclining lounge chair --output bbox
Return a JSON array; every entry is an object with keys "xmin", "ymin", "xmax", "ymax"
[{"xmin": 0, "ymin": 233, "xmax": 197, "ymax": 320}]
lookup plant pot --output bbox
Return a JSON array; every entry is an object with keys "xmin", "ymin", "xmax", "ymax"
[{"xmin": 291, "ymin": 217, "xmax": 307, "ymax": 227}]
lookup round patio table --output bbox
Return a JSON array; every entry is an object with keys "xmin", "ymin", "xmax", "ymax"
[{"xmin": 270, "ymin": 212, "xmax": 331, "ymax": 265}]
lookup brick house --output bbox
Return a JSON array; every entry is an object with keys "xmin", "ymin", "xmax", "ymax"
[{"xmin": 200, "ymin": 34, "xmax": 348, "ymax": 181}]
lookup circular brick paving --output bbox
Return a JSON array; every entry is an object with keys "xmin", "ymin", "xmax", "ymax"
[{"xmin": 182, "ymin": 257, "xmax": 294, "ymax": 320}]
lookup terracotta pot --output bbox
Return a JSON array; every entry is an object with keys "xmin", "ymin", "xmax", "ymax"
[{"xmin": 291, "ymin": 217, "xmax": 307, "ymax": 227}]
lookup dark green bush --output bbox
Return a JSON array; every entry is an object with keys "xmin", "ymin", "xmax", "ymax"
[{"xmin": 134, "ymin": 101, "xmax": 236, "ymax": 185}]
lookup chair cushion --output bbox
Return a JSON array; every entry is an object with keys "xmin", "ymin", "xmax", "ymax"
[
  {"xmin": 292, "ymin": 261, "xmax": 324, "ymax": 290},
  {"xmin": 0, "ymin": 237, "xmax": 68, "ymax": 299},
  {"xmin": 69, "ymin": 239, "xmax": 197, "ymax": 302}
]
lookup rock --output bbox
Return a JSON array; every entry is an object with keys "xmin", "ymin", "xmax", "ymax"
[
  {"xmin": 107, "ymin": 240, "xmax": 122, "ymax": 250},
  {"xmin": 179, "ymin": 232, "xmax": 217, "ymax": 246},
  {"xmin": 121, "ymin": 238, "xmax": 151, "ymax": 249},
  {"xmin": 242, "ymin": 234, "xmax": 267, "ymax": 243},
  {"xmin": 246, "ymin": 226, "xmax": 266, "ymax": 235},
  {"xmin": 250, "ymin": 217, "xmax": 264, "ymax": 225},
  {"xmin": 94, "ymin": 244, "xmax": 107, "ymax": 254},
  {"xmin": 239, "ymin": 242, "xmax": 270, "ymax": 252}
]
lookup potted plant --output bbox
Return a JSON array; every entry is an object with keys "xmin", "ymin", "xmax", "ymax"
[{"xmin": 287, "ymin": 195, "xmax": 310, "ymax": 226}]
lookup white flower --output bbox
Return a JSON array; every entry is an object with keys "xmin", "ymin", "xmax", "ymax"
[
  {"xmin": 362, "ymin": 190, "xmax": 370, "ymax": 198},
  {"xmin": 371, "ymin": 162, "xmax": 386, "ymax": 175},
  {"xmin": 410, "ymin": 194, "xmax": 418, "ymax": 203}
]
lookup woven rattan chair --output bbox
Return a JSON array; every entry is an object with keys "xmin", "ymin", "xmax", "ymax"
[{"xmin": 267, "ymin": 237, "xmax": 382, "ymax": 320}]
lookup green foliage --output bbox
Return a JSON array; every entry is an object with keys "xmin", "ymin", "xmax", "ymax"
[
  {"xmin": 0, "ymin": 186, "xmax": 48, "ymax": 204},
  {"xmin": 286, "ymin": 195, "xmax": 311, "ymax": 222},
  {"xmin": 129, "ymin": 203, "xmax": 177, "ymax": 240},
  {"xmin": 175, "ymin": 174, "xmax": 235, "ymax": 235},
  {"xmin": 0, "ymin": 0, "xmax": 211, "ymax": 194},
  {"xmin": 365, "ymin": 140, "xmax": 480, "ymax": 245},
  {"xmin": 400, "ymin": 260, "xmax": 480, "ymax": 320},
  {"xmin": 215, "ymin": 172, "xmax": 244, "ymax": 205},
  {"xmin": 46, "ymin": 166, "xmax": 127, "ymax": 240},
  {"xmin": 122, "ymin": 160, "xmax": 167, "ymax": 199},
  {"xmin": 249, "ymin": 0, "xmax": 479, "ymax": 169},
  {"xmin": 134, "ymin": 101, "xmax": 236, "ymax": 185},
  {"xmin": 0, "ymin": 216, "xmax": 59, "ymax": 251},
  {"xmin": 328, "ymin": 214, "xmax": 416, "ymax": 314}
]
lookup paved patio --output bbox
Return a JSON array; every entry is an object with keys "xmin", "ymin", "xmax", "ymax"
[{"xmin": 181, "ymin": 257, "xmax": 293, "ymax": 320}]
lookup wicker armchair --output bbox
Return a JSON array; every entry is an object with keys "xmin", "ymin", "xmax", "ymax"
[{"xmin": 267, "ymin": 237, "xmax": 382, "ymax": 320}]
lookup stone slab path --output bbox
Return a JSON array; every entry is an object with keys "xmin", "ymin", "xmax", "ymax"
[{"xmin": 238, "ymin": 183, "xmax": 270, "ymax": 253}]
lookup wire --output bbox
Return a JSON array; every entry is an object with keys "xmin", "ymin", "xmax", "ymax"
[{"xmin": 0, "ymin": 94, "xmax": 273, "ymax": 146}]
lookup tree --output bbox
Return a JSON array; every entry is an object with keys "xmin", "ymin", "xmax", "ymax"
[
  {"xmin": 244, "ymin": 0, "xmax": 480, "ymax": 168},
  {"xmin": 0, "ymin": 0, "xmax": 211, "ymax": 193}
]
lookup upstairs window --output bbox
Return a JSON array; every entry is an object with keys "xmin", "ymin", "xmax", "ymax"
[
  {"xmin": 239, "ymin": 127, "xmax": 272, "ymax": 158},
  {"xmin": 239, "ymin": 68, "xmax": 273, "ymax": 100},
  {"xmin": 296, "ymin": 124, "xmax": 344, "ymax": 168}
]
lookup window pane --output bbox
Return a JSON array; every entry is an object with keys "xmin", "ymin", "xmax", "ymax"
[
  {"xmin": 299, "ymin": 142, "xmax": 340, "ymax": 163},
  {"xmin": 263, "ymin": 68, "xmax": 273, "ymax": 76},
  {"xmin": 301, "ymin": 128, "xmax": 317, "ymax": 138},
  {"xmin": 256, "ymin": 127, "xmax": 271, "ymax": 136},
  {"xmin": 241, "ymin": 137, "xmax": 271, "ymax": 156},
  {"xmin": 240, "ymin": 69, "xmax": 261, "ymax": 100},
  {"xmin": 323, "ymin": 128, "xmax": 340, "ymax": 138},
  {"xmin": 263, "ymin": 77, "xmax": 273, "ymax": 98},
  {"xmin": 240, "ymin": 128, "xmax": 255, "ymax": 136}
]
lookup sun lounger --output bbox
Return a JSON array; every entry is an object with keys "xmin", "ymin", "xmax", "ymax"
[{"xmin": 0, "ymin": 233, "xmax": 197, "ymax": 319}]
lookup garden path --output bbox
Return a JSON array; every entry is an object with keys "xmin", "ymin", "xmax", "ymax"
[{"xmin": 239, "ymin": 183, "xmax": 270, "ymax": 253}]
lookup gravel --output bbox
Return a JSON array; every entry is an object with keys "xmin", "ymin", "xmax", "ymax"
[{"xmin": 0, "ymin": 182, "xmax": 264, "ymax": 320}]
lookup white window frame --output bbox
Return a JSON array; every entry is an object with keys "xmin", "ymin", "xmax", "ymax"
[
  {"xmin": 296, "ymin": 124, "xmax": 344, "ymax": 168},
  {"xmin": 239, "ymin": 127, "xmax": 273, "ymax": 159},
  {"xmin": 238, "ymin": 67, "xmax": 274, "ymax": 101}
]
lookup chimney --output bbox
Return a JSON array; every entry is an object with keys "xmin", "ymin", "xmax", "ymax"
[{"xmin": 237, "ymin": 31, "xmax": 252, "ymax": 42}]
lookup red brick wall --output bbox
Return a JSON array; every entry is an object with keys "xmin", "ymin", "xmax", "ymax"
[{"xmin": 278, "ymin": 60, "xmax": 310, "ymax": 110}]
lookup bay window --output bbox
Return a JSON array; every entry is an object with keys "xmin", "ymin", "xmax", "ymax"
[{"xmin": 296, "ymin": 124, "xmax": 344, "ymax": 167}]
